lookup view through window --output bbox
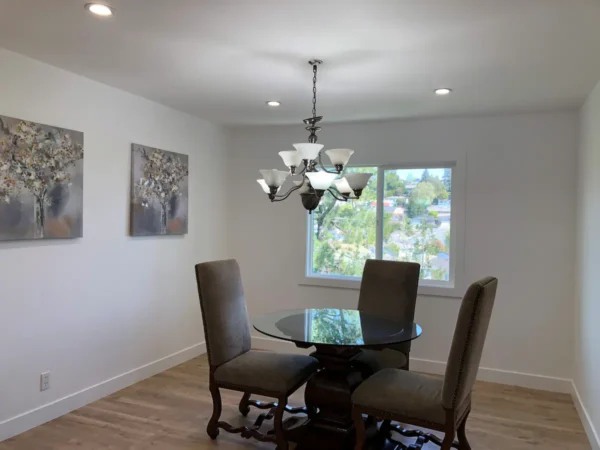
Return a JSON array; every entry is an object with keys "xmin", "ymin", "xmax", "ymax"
[{"xmin": 309, "ymin": 166, "xmax": 452, "ymax": 283}]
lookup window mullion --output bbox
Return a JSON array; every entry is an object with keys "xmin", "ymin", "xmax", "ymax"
[{"xmin": 375, "ymin": 166, "xmax": 384, "ymax": 260}]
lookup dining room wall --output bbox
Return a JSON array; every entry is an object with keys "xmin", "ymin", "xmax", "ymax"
[
  {"xmin": 226, "ymin": 109, "xmax": 579, "ymax": 392},
  {"xmin": 0, "ymin": 48, "xmax": 228, "ymax": 440},
  {"xmin": 574, "ymin": 80, "xmax": 600, "ymax": 449}
]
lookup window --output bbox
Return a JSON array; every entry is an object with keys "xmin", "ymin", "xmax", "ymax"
[{"xmin": 305, "ymin": 163, "xmax": 463, "ymax": 296}]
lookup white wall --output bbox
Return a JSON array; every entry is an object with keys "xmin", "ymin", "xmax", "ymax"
[
  {"xmin": 575, "ymin": 81, "xmax": 600, "ymax": 448},
  {"xmin": 0, "ymin": 48, "xmax": 227, "ymax": 439},
  {"xmin": 0, "ymin": 43, "xmax": 583, "ymax": 442},
  {"xmin": 227, "ymin": 111, "xmax": 578, "ymax": 389}
]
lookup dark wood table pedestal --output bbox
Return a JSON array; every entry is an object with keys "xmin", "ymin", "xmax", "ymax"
[
  {"xmin": 281, "ymin": 345, "xmax": 429, "ymax": 450},
  {"xmin": 282, "ymin": 345, "xmax": 374, "ymax": 450},
  {"xmin": 253, "ymin": 309, "xmax": 422, "ymax": 449}
]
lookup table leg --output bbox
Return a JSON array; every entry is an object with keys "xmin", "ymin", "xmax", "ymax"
[{"xmin": 285, "ymin": 345, "xmax": 366, "ymax": 450}]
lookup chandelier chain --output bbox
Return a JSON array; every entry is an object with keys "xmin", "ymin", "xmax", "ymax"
[{"xmin": 312, "ymin": 63, "xmax": 318, "ymax": 119}]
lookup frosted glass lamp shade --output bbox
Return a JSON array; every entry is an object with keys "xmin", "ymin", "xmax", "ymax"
[
  {"xmin": 293, "ymin": 180, "xmax": 311, "ymax": 194},
  {"xmin": 306, "ymin": 171, "xmax": 338, "ymax": 190},
  {"xmin": 260, "ymin": 169, "xmax": 289, "ymax": 188},
  {"xmin": 279, "ymin": 150, "xmax": 302, "ymax": 168},
  {"xmin": 345, "ymin": 172, "xmax": 373, "ymax": 190},
  {"xmin": 332, "ymin": 178, "xmax": 353, "ymax": 194},
  {"xmin": 325, "ymin": 148, "xmax": 354, "ymax": 166},
  {"xmin": 293, "ymin": 143, "xmax": 324, "ymax": 161},
  {"xmin": 257, "ymin": 179, "xmax": 276, "ymax": 193}
]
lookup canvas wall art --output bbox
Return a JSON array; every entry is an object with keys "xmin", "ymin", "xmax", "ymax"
[
  {"xmin": 130, "ymin": 143, "xmax": 189, "ymax": 236},
  {"xmin": 0, "ymin": 115, "xmax": 84, "ymax": 241}
]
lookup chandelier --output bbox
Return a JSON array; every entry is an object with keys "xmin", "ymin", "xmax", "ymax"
[{"xmin": 257, "ymin": 60, "xmax": 373, "ymax": 213}]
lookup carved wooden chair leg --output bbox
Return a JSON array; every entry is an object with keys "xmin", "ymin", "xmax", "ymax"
[
  {"xmin": 380, "ymin": 419, "xmax": 391, "ymax": 434},
  {"xmin": 238, "ymin": 392, "xmax": 251, "ymax": 417},
  {"xmin": 353, "ymin": 407, "xmax": 367, "ymax": 450},
  {"xmin": 364, "ymin": 414, "xmax": 378, "ymax": 436},
  {"xmin": 378, "ymin": 419, "xmax": 391, "ymax": 445},
  {"xmin": 274, "ymin": 396, "xmax": 289, "ymax": 450},
  {"xmin": 457, "ymin": 410, "xmax": 471, "ymax": 450},
  {"xmin": 440, "ymin": 428, "xmax": 456, "ymax": 450},
  {"xmin": 207, "ymin": 381, "xmax": 222, "ymax": 439}
]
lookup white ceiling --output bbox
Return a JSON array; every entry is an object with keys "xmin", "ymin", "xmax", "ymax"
[{"xmin": 0, "ymin": 0, "xmax": 599, "ymax": 125}]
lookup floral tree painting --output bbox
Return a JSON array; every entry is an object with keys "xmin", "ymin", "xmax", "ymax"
[
  {"xmin": 0, "ymin": 115, "xmax": 84, "ymax": 241},
  {"xmin": 130, "ymin": 144, "xmax": 189, "ymax": 236}
]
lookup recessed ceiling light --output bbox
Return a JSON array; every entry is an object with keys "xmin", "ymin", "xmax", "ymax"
[
  {"xmin": 266, "ymin": 101, "xmax": 281, "ymax": 107},
  {"xmin": 85, "ymin": 3, "xmax": 114, "ymax": 16},
  {"xmin": 434, "ymin": 88, "xmax": 452, "ymax": 96}
]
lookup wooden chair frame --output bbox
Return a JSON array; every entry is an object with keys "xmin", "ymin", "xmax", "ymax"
[
  {"xmin": 196, "ymin": 260, "xmax": 316, "ymax": 450},
  {"xmin": 207, "ymin": 365, "xmax": 313, "ymax": 449},
  {"xmin": 352, "ymin": 396, "xmax": 472, "ymax": 450}
]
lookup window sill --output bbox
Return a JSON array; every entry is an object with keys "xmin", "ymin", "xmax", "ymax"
[{"xmin": 299, "ymin": 276, "xmax": 463, "ymax": 298}]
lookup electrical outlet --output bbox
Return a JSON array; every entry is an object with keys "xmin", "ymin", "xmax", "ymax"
[{"xmin": 40, "ymin": 372, "xmax": 50, "ymax": 391}]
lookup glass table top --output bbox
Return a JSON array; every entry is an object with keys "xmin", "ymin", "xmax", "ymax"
[{"xmin": 254, "ymin": 308, "xmax": 422, "ymax": 347}]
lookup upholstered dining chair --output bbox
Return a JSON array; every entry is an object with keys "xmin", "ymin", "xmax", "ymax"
[
  {"xmin": 195, "ymin": 259, "xmax": 320, "ymax": 450},
  {"xmin": 352, "ymin": 276, "xmax": 498, "ymax": 450},
  {"xmin": 352, "ymin": 260, "xmax": 420, "ymax": 374}
]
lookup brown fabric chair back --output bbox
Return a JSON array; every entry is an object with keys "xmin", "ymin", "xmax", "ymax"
[
  {"xmin": 358, "ymin": 259, "xmax": 420, "ymax": 353},
  {"xmin": 195, "ymin": 259, "xmax": 251, "ymax": 368},
  {"xmin": 442, "ymin": 276, "xmax": 498, "ymax": 410}
]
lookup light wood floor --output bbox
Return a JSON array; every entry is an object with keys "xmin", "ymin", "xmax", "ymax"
[{"xmin": 0, "ymin": 355, "xmax": 590, "ymax": 450}]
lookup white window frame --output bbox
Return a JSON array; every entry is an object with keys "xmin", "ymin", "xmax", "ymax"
[{"xmin": 300, "ymin": 156, "xmax": 466, "ymax": 298}]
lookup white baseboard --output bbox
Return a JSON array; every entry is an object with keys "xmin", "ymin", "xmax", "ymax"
[
  {"xmin": 571, "ymin": 382, "xmax": 600, "ymax": 450},
  {"xmin": 0, "ymin": 341, "xmax": 207, "ymax": 442},
  {"xmin": 252, "ymin": 336, "xmax": 572, "ymax": 393},
  {"xmin": 409, "ymin": 357, "xmax": 572, "ymax": 394}
]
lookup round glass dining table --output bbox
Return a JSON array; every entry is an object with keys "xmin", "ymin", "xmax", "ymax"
[{"xmin": 254, "ymin": 308, "xmax": 422, "ymax": 450}]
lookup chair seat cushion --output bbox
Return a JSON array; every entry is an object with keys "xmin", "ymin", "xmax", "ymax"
[
  {"xmin": 214, "ymin": 350, "xmax": 319, "ymax": 396},
  {"xmin": 352, "ymin": 368, "xmax": 447, "ymax": 425},
  {"xmin": 352, "ymin": 348, "xmax": 408, "ymax": 374}
]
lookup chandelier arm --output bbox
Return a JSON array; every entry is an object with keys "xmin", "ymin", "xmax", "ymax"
[
  {"xmin": 293, "ymin": 159, "xmax": 309, "ymax": 176},
  {"xmin": 327, "ymin": 188, "xmax": 347, "ymax": 202},
  {"xmin": 296, "ymin": 164, "xmax": 308, "ymax": 176},
  {"xmin": 272, "ymin": 180, "xmax": 305, "ymax": 202}
]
